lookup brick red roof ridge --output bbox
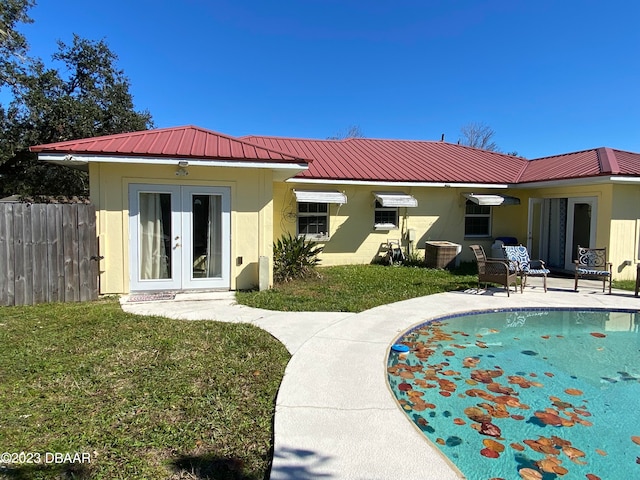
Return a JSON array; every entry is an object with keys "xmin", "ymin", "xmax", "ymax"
[
  {"xmin": 596, "ymin": 147, "xmax": 620, "ymax": 174},
  {"xmin": 243, "ymin": 134, "xmax": 523, "ymax": 156}
]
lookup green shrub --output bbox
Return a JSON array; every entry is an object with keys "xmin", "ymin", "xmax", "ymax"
[{"xmin": 273, "ymin": 233, "xmax": 324, "ymax": 283}]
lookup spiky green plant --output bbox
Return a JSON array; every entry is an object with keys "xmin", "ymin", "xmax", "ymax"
[{"xmin": 273, "ymin": 233, "xmax": 323, "ymax": 283}]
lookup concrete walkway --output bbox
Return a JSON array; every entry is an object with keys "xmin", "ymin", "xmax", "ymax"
[{"xmin": 121, "ymin": 278, "xmax": 640, "ymax": 480}]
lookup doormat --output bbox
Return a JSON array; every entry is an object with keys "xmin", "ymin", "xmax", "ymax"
[{"xmin": 127, "ymin": 292, "xmax": 176, "ymax": 303}]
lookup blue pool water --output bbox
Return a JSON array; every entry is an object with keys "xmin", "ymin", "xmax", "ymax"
[{"xmin": 387, "ymin": 308, "xmax": 640, "ymax": 480}]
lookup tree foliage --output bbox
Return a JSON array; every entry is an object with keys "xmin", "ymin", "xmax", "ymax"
[
  {"xmin": 0, "ymin": 0, "xmax": 34, "ymax": 88},
  {"xmin": 459, "ymin": 121, "xmax": 499, "ymax": 152},
  {"xmin": 0, "ymin": 8, "xmax": 153, "ymax": 197}
]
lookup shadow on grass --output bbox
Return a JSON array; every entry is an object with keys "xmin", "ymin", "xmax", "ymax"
[
  {"xmin": 171, "ymin": 455, "xmax": 256, "ymax": 480},
  {"xmin": 0, "ymin": 462, "xmax": 92, "ymax": 479}
]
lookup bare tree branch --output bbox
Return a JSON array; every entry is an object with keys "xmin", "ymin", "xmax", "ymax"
[
  {"xmin": 459, "ymin": 122, "xmax": 499, "ymax": 151},
  {"xmin": 327, "ymin": 124, "xmax": 365, "ymax": 140}
]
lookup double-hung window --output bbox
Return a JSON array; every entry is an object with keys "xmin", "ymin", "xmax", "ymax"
[
  {"xmin": 297, "ymin": 202, "xmax": 329, "ymax": 240},
  {"xmin": 464, "ymin": 200, "xmax": 492, "ymax": 237},
  {"xmin": 293, "ymin": 190, "xmax": 347, "ymax": 241},
  {"xmin": 374, "ymin": 201, "xmax": 399, "ymax": 230}
]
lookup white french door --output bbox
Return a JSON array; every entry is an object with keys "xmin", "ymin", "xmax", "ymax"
[{"xmin": 129, "ymin": 184, "xmax": 230, "ymax": 291}]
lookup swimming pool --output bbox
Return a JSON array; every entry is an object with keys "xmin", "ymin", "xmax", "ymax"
[{"xmin": 387, "ymin": 308, "xmax": 640, "ymax": 480}]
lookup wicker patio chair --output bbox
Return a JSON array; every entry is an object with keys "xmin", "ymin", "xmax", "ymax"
[
  {"xmin": 574, "ymin": 246, "xmax": 612, "ymax": 294},
  {"xmin": 469, "ymin": 244, "xmax": 520, "ymax": 297},
  {"xmin": 503, "ymin": 245, "xmax": 550, "ymax": 292}
]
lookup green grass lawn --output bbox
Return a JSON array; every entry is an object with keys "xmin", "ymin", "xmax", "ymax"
[
  {"xmin": 236, "ymin": 264, "xmax": 479, "ymax": 312},
  {"xmin": 0, "ymin": 300, "xmax": 289, "ymax": 480}
]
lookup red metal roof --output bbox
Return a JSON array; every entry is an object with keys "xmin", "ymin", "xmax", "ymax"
[
  {"xmin": 517, "ymin": 147, "xmax": 640, "ymax": 183},
  {"xmin": 242, "ymin": 135, "xmax": 528, "ymax": 184},
  {"xmin": 30, "ymin": 126, "xmax": 307, "ymax": 164},
  {"xmin": 31, "ymin": 126, "xmax": 640, "ymax": 184}
]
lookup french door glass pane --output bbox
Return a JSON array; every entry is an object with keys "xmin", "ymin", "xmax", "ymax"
[
  {"xmin": 192, "ymin": 195, "xmax": 222, "ymax": 279},
  {"xmin": 571, "ymin": 203, "xmax": 592, "ymax": 260},
  {"xmin": 139, "ymin": 192, "xmax": 172, "ymax": 279}
]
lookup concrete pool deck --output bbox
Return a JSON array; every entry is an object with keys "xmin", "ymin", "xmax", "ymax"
[{"xmin": 121, "ymin": 277, "xmax": 640, "ymax": 480}]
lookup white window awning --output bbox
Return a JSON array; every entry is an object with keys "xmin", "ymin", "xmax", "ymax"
[
  {"xmin": 373, "ymin": 191, "xmax": 418, "ymax": 208},
  {"xmin": 463, "ymin": 193, "xmax": 520, "ymax": 206},
  {"xmin": 293, "ymin": 190, "xmax": 347, "ymax": 204}
]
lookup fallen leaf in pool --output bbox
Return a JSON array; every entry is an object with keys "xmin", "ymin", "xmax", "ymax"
[
  {"xmin": 480, "ymin": 447, "xmax": 500, "ymax": 458},
  {"xmin": 483, "ymin": 438, "xmax": 505, "ymax": 452},
  {"xmin": 586, "ymin": 475, "xmax": 601, "ymax": 480},
  {"xmin": 439, "ymin": 391, "xmax": 451, "ymax": 397},
  {"xmin": 544, "ymin": 372, "xmax": 555, "ymax": 377},
  {"xmin": 398, "ymin": 383, "xmax": 412, "ymax": 391},
  {"xmin": 487, "ymin": 382, "xmax": 515, "ymax": 394},
  {"xmin": 537, "ymin": 457, "xmax": 562, "ymax": 473},
  {"xmin": 464, "ymin": 406, "xmax": 492, "ymax": 423},
  {"xmin": 511, "ymin": 414, "xmax": 525, "ymax": 420},
  {"xmin": 521, "ymin": 350, "xmax": 538, "ymax": 356},
  {"xmin": 453, "ymin": 418, "xmax": 466, "ymax": 425},
  {"xmin": 412, "ymin": 402, "xmax": 427, "ymax": 412},
  {"xmin": 590, "ymin": 332, "xmax": 606, "ymax": 338},
  {"xmin": 417, "ymin": 417, "xmax": 428, "ymax": 426},
  {"xmin": 399, "ymin": 371, "xmax": 415, "ymax": 379},
  {"xmin": 631, "ymin": 435, "xmax": 640, "ymax": 445},
  {"xmin": 564, "ymin": 388, "xmax": 583, "ymax": 396},
  {"xmin": 534, "ymin": 411, "xmax": 564, "ymax": 426},
  {"xmin": 562, "ymin": 445, "xmax": 586, "ymax": 460},
  {"xmin": 510, "ymin": 442, "xmax": 525, "ymax": 451},
  {"xmin": 552, "ymin": 465, "xmax": 568, "ymax": 475},
  {"xmin": 436, "ymin": 437, "xmax": 445, "ymax": 445},
  {"xmin": 518, "ymin": 467, "xmax": 542, "ymax": 480},
  {"xmin": 479, "ymin": 422, "xmax": 502, "ymax": 437},
  {"xmin": 541, "ymin": 335, "xmax": 550, "ymax": 339},
  {"xmin": 595, "ymin": 449, "xmax": 607, "ymax": 456},
  {"xmin": 442, "ymin": 350, "xmax": 455, "ymax": 356}
]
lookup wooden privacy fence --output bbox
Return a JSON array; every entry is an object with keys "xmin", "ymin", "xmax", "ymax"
[{"xmin": 0, "ymin": 203, "xmax": 99, "ymax": 306}]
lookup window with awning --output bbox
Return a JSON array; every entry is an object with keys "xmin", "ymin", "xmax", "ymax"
[
  {"xmin": 372, "ymin": 192, "xmax": 417, "ymax": 230},
  {"xmin": 293, "ymin": 190, "xmax": 346, "ymax": 241},
  {"xmin": 463, "ymin": 193, "xmax": 521, "ymax": 206},
  {"xmin": 293, "ymin": 190, "xmax": 347, "ymax": 204}
]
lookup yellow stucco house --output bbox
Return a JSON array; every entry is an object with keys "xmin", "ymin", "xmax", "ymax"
[{"xmin": 31, "ymin": 126, "xmax": 640, "ymax": 294}]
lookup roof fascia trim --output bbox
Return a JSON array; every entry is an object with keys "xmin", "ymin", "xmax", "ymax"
[
  {"xmin": 37, "ymin": 153, "xmax": 309, "ymax": 171},
  {"xmin": 287, "ymin": 178, "xmax": 509, "ymax": 188}
]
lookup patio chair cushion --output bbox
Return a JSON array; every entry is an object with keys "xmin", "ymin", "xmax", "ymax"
[
  {"xmin": 503, "ymin": 245, "xmax": 530, "ymax": 269},
  {"xmin": 576, "ymin": 268, "xmax": 611, "ymax": 276},
  {"xmin": 503, "ymin": 245, "xmax": 550, "ymax": 274},
  {"xmin": 527, "ymin": 267, "xmax": 550, "ymax": 275}
]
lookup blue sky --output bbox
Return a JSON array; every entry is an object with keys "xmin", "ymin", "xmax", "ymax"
[{"xmin": 21, "ymin": 0, "xmax": 640, "ymax": 159}]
